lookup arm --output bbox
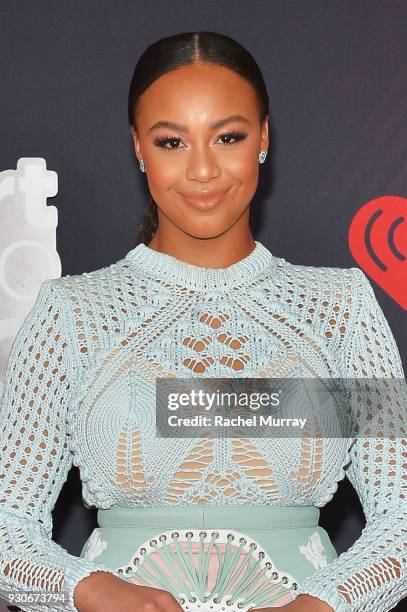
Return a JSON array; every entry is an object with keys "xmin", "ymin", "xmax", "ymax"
[
  {"xmin": 0, "ymin": 279, "xmax": 117, "ymax": 611},
  {"xmin": 294, "ymin": 268, "xmax": 407, "ymax": 611}
]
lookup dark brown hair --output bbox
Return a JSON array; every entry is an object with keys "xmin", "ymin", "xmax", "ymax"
[{"xmin": 128, "ymin": 31, "xmax": 270, "ymax": 247}]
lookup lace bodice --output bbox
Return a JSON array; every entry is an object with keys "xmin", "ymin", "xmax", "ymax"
[{"xmin": 0, "ymin": 240, "xmax": 405, "ymax": 611}]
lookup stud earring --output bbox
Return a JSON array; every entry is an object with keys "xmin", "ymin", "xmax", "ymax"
[
  {"xmin": 258, "ymin": 149, "xmax": 268, "ymax": 164},
  {"xmin": 139, "ymin": 158, "xmax": 145, "ymax": 173}
]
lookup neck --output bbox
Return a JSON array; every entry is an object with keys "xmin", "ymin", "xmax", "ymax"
[{"xmin": 147, "ymin": 230, "xmax": 256, "ymax": 270}]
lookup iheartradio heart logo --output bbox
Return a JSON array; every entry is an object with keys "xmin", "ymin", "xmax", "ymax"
[{"xmin": 349, "ymin": 195, "xmax": 407, "ymax": 309}]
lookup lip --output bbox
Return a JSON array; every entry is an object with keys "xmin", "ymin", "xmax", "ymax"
[{"xmin": 178, "ymin": 187, "xmax": 231, "ymax": 210}]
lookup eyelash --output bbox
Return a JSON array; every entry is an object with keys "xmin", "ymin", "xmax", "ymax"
[{"xmin": 153, "ymin": 130, "xmax": 248, "ymax": 151}]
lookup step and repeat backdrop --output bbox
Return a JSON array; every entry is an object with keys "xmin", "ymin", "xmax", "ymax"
[{"xmin": 0, "ymin": 1, "xmax": 406, "ymax": 611}]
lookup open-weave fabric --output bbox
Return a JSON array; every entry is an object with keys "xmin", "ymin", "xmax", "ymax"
[{"xmin": 0, "ymin": 240, "xmax": 405, "ymax": 611}]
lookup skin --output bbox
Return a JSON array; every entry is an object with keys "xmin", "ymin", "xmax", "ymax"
[
  {"xmin": 129, "ymin": 62, "xmax": 334, "ymax": 612},
  {"xmin": 130, "ymin": 62, "xmax": 265, "ymax": 266}
]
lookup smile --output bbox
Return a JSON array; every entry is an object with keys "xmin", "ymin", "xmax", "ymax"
[{"xmin": 177, "ymin": 187, "xmax": 231, "ymax": 211}]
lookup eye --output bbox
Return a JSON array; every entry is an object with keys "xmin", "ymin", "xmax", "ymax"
[
  {"xmin": 154, "ymin": 134, "xmax": 185, "ymax": 150},
  {"xmin": 217, "ymin": 130, "xmax": 247, "ymax": 145},
  {"xmin": 153, "ymin": 130, "xmax": 248, "ymax": 151}
]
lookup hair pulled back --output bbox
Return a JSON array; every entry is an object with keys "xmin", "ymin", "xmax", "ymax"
[{"xmin": 128, "ymin": 31, "xmax": 269, "ymax": 246}]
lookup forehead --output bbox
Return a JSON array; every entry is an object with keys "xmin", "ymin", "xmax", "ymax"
[{"xmin": 137, "ymin": 63, "xmax": 258, "ymax": 125}]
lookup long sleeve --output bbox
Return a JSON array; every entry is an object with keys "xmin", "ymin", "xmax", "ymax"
[
  {"xmin": 296, "ymin": 268, "xmax": 407, "ymax": 611},
  {"xmin": 0, "ymin": 279, "xmax": 117, "ymax": 611}
]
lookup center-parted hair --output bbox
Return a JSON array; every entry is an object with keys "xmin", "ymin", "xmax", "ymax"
[{"xmin": 127, "ymin": 31, "xmax": 270, "ymax": 246}]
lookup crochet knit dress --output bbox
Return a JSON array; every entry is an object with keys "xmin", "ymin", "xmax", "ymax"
[{"xmin": 0, "ymin": 241, "xmax": 405, "ymax": 611}]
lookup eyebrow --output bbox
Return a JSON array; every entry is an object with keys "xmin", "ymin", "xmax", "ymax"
[{"xmin": 147, "ymin": 114, "xmax": 250, "ymax": 134}]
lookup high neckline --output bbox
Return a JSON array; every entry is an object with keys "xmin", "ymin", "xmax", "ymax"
[{"xmin": 124, "ymin": 240, "xmax": 278, "ymax": 290}]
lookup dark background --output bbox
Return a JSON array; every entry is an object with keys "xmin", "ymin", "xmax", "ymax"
[{"xmin": 1, "ymin": 1, "xmax": 406, "ymax": 610}]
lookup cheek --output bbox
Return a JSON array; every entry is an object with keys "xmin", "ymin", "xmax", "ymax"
[
  {"xmin": 222, "ymin": 157, "xmax": 260, "ymax": 203},
  {"xmin": 146, "ymin": 160, "xmax": 178, "ymax": 191},
  {"xmin": 225, "ymin": 154, "xmax": 258, "ymax": 181},
  {"xmin": 230, "ymin": 158, "xmax": 260, "ymax": 203}
]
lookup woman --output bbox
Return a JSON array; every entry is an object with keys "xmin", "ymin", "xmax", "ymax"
[{"xmin": 0, "ymin": 31, "xmax": 405, "ymax": 612}]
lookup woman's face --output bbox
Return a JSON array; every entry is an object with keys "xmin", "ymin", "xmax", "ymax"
[{"xmin": 131, "ymin": 62, "xmax": 268, "ymax": 240}]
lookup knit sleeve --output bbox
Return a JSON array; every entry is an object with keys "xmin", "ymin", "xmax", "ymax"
[
  {"xmin": 0, "ymin": 279, "xmax": 117, "ymax": 611},
  {"xmin": 295, "ymin": 268, "xmax": 407, "ymax": 611}
]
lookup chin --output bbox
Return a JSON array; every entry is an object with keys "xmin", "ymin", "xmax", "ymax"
[{"xmin": 180, "ymin": 225, "xmax": 233, "ymax": 240}]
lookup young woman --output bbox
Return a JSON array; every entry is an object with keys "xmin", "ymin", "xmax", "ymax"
[{"xmin": 0, "ymin": 31, "xmax": 405, "ymax": 612}]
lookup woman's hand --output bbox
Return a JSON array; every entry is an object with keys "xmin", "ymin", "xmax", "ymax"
[
  {"xmin": 249, "ymin": 593, "xmax": 334, "ymax": 611},
  {"xmin": 73, "ymin": 570, "xmax": 184, "ymax": 611}
]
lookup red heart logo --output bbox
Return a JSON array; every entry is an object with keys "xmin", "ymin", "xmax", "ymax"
[{"xmin": 348, "ymin": 195, "xmax": 407, "ymax": 309}]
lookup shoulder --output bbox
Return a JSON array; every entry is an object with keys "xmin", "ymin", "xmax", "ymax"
[
  {"xmin": 271, "ymin": 255, "xmax": 361, "ymax": 306},
  {"xmin": 267, "ymin": 257, "xmax": 367, "ymax": 345},
  {"xmin": 44, "ymin": 257, "xmax": 133, "ymax": 343},
  {"xmin": 51, "ymin": 255, "xmax": 129, "ymax": 301},
  {"xmin": 277, "ymin": 255, "xmax": 357, "ymax": 283},
  {"xmin": 41, "ymin": 257, "xmax": 132, "ymax": 362}
]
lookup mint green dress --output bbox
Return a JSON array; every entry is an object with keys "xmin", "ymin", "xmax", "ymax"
[
  {"xmin": 79, "ymin": 504, "xmax": 338, "ymax": 610},
  {"xmin": 0, "ymin": 240, "xmax": 405, "ymax": 612}
]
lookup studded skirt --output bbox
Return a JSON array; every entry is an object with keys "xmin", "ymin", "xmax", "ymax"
[{"xmin": 79, "ymin": 505, "xmax": 338, "ymax": 611}]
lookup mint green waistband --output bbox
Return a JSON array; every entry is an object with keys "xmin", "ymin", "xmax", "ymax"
[{"xmin": 97, "ymin": 504, "xmax": 319, "ymax": 530}]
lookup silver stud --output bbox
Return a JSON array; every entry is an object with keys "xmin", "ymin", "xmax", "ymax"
[
  {"xmin": 171, "ymin": 531, "xmax": 179, "ymax": 539},
  {"xmin": 159, "ymin": 534, "xmax": 167, "ymax": 542},
  {"xmin": 239, "ymin": 537, "xmax": 247, "ymax": 544},
  {"xmin": 199, "ymin": 530, "xmax": 208, "ymax": 538},
  {"xmin": 259, "ymin": 149, "xmax": 268, "ymax": 164},
  {"xmin": 272, "ymin": 571, "xmax": 279, "ymax": 579},
  {"xmin": 149, "ymin": 539, "xmax": 157, "ymax": 546},
  {"xmin": 282, "ymin": 576, "xmax": 288, "ymax": 584}
]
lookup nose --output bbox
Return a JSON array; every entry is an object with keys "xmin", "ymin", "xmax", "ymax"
[{"xmin": 185, "ymin": 144, "xmax": 221, "ymax": 182}]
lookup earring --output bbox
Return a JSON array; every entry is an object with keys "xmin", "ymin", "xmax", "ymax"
[
  {"xmin": 139, "ymin": 158, "xmax": 145, "ymax": 173},
  {"xmin": 258, "ymin": 149, "xmax": 268, "ymax": 164}
]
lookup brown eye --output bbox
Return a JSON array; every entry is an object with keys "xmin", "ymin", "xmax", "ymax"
[
  {"xmin": 217, "ymin": 130, "xmax": 247, "ymax": 145},
  {"xmin": 153, "ymin": 135, "xmax": 184, "ymax": 150}
]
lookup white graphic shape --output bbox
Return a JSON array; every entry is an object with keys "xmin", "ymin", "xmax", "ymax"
[
  {"xmin": 0, "ymin": 158, "xmax": 60, "ymax": 399},
  {"xmin": 299, "ymin": 530, "xmax": 328, "ymax": 570}
]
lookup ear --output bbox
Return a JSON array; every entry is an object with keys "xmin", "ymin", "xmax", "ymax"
[
  {"xmin": 261, "ymin": 115, "xmax": 269, "ymax": 150},
  {"xmin": 130, "ymin": 126, "xmax": 141, "ymax": 159}
]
